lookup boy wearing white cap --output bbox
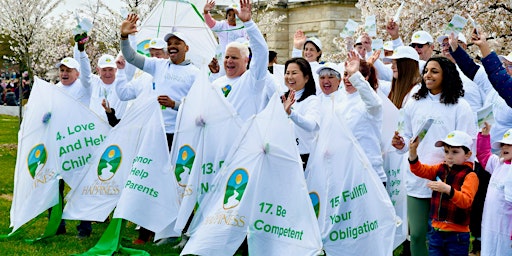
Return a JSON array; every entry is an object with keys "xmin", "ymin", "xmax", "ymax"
[
  {"xmin": 408, "ymin": 130, "xmax": 478, "ymax": 256},
  {"xmin": 476, "ymin": 123, "xmax": 512, "ymax": 256},
  {"xmin": 56, "ymin": 57, "xmax": 91, "ymax": 106}
]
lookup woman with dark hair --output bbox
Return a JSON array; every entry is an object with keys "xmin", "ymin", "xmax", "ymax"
[
  {"xmin": 340, "ymin": 52, "xmax": 386, "ymax": 184},
  {"xmin": 282, "ymin": 57, "xmax": 320, "ymax": 170},
  {"xmin": 392, "ymin": 56, "xmax": 477, "ymax": 256}
]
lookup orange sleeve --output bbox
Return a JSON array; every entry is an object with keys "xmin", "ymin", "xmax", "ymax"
[
  {"xmin": 409, "ymin": 159, "xmax": 440, "ymax": 180},
  {"xmin": 451, "ymin": 172, "xmax": 479, "ymax": 209}
]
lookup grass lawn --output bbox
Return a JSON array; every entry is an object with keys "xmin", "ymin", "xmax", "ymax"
[
  {"xmin": 0, "ymin": 114, "xmax": 405, "ymax": 255},
  {"xmin": 0, "ymin": 115, "xmax": 182, "ymax": 255}
]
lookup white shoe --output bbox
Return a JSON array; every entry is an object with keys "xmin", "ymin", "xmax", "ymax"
[{"xmin": 154, "ymin": 237, "xmax": 179, "ymax": 246}]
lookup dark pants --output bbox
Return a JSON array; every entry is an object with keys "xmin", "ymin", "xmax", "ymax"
[{"xmin": 427, "ymin": 230, "xmax": 470, "ymax": 256}]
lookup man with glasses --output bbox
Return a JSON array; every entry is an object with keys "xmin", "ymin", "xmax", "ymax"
[
  {"xmin": 409, "ymin": 31, "xmax": 435, "ymax": 62},
  {"xmin": 498, "ymin": 53, "xmax": 512, "ymax": 76}
]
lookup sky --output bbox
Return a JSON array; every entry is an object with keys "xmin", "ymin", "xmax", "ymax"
[{"xmin": 50, "ymin": 0, "xmax": 124, "ymax": 17}]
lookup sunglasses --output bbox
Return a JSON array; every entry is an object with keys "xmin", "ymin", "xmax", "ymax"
[{"xmin": 409, "ymin": 43, "xmax": 429, "ymax": 49}]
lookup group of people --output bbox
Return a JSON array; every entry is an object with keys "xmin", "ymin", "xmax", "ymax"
[
  {"xmin": 0, "ymin": 76, "xmax": 30, "ymax": 106},
  {"xmin": 43, "ymin": 0, "xmax": 512, "ymax": 255}
]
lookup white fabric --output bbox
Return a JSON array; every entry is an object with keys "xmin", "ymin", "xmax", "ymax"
[
  {"xmin": 112, "ymin": 97, "xmax": 179, "ymax": 234},
  {"xmin": 211, "ymin": 19, "xmax": 248, "ymax": 53},
  {"xmin": 10, "ymin": 78, "xmax": 110, "ymax": 231},
  {"xmin": 399, "ymin": 93, "xmax": 477, "ymax": 198},
  {"xmin": 339, "ymin": 72, "xmax": 386, "ymax": 182},
  {"xmin": 165, "ymin": 67, "xmax": 243, "ymax": 238},
  {"xmin": 305, "ymin": 101, "xmax": 397, "ymax": 256},
  {"xmin": 485, "ymin": 90, "xmax": 512, "ymax": 145},
  {"xmin": 457, "ymin": 66, "xmax": 484, "ymax": 112},
  {"xmin": 481, "ymin": 158, "xmax": 512, "ymax": 256},
  {"xmin": 289, "ymin": 94, "xmax": 320, "ymax": 155},
  {"xmin": 182, "ymin": 94, "xmax": 322, "ymax": 256},
  {"xmin": 136, "ymin": 0, "xmax": 217, "ymax": 66},
  {"xmin": 55, "ymin": 79, "xmax": 91, "ymax": 107},
  {"xmin": 142, "ymin": 58, "xmax": 198, "ymax": 133}
]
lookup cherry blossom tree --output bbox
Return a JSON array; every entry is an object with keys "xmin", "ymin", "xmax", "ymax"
[
  {"xmin": 0, "ymin": 0, "xmax": 65, "ymax": 78},
  {"xmin": 328, "ymin": 0, "xmax": 512, "ymax": 62}
]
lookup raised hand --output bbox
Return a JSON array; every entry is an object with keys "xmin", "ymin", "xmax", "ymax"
[
  {"xmin": 115, "ymin": 55, "xmax": 126, "ymax": 69},
  {"xmin": 367, "ymin": 50, "xmax": 381, "ymax": 65},
  {"xmin": 481, "ymin": 122, "xmax": 491, "ymax": 136},
  {"xmin": 120, "ymin": 13, "xmax": 139, "ymax": 37},
  {"xmin": 204, "ymin": 0, "xmax": 215, "ymax": 13},
  {"xmin": 471, "ymin": 29, "xmax": 491, "ymax": 57},
  {"xmin": 282, "ymin": 90, "xmax": 296, "ymax": 115},
  {"xmin": 236, "ymin": 0, "xmax": 251, "ymax": 23},
  {"xmin": 386, "ymin": 19, "xmax": 399, "ymax": 40},
  {"xmin": 448, "ymin": 32, "xmax": 459, "ymax": 52},
  {"xmin": 391, "ymin": 131, "xmax": 405, "ymax": 150},
  {"xmin": 293, "ymin": 29, "xmax": 307, "ymax": 49},
  {"xmin": 344, "ymin": 51, "xmax": 360, "ymax": 77}
]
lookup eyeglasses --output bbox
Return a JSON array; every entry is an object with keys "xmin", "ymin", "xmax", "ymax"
[
  {"xmin": 503, "ymin": 64, "xmax": 512, "ymax": 69},
  {"xmin": 410, "ymin": 43, "xmax": 429, "ymax": 49}
]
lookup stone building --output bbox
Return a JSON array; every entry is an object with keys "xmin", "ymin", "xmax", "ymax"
[{"xmin": 214, "ymin": 0, "xmax": 359, "ymax": 63}]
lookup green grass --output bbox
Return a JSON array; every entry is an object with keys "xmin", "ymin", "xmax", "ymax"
[
  {"xmin": 0, "ymin": 114, "xmax": 406, "ymax": 255},
  {"xmin": 0, "ymin": 115, "xmax": 182, "ymax": 255}
]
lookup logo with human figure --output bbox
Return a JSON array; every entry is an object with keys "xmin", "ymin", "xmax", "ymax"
[
  {"xmin": 27, "ymin": 144, "xmax": 47, "ymax": 178},
  {"xmin": 175, "ymin": 145, "xmax": 195, "ymax": 187},
  {"xmin": 97, "ymin": 145, "xmax": 121, "ymax": 181},
  {"xmin": 223, "ymin": 168, "xmax": 249, "ymax": 210}
]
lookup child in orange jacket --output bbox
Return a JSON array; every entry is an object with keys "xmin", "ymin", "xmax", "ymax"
[{"xmin": 408, "ymin": 130, "xmax": 479, "ymax": 256}]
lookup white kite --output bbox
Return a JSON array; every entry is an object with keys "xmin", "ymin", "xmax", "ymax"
[
  {"xmin": 10, "ymin": 78, "xmax": 110, "ymax": 232},
  {"xmin": 135, "ymin": 0, "xmax": 218, "ymax": 67},
  {"xmin": 181, "ymin": 94, "xmax": 323, "ymax": 256},
  {"xmin": 305, "ymin": 106, "xmax": 398, "ymax": 255}
]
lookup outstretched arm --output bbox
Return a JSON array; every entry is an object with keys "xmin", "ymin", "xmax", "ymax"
[
  {"xmin": 120, "ymin": 14, "xmax": 145, "ymax": 70},
  {"xmin": 203, "ymin": 0, "xmax": 217, "ymax": 28}
]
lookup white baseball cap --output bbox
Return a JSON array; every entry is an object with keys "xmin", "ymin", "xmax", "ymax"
[
  {"xmin": 148, "ymin": 38, "xmax": 167, "ymax": 50},
  {"xmin": 97, "ymin": 54, "xmax": 116, "ymax": 69},
  {"xmin": 492, "ymin": 129, "xmax": 512, "ymax": 149},
  {"xmin": 56, "ymin": 57, "xmax": 80, "ymax": 70},
  {"xmin": 436, "ymin": 33, "xmax": 467, "ymax": 45},
  {"xmin": 355, "ymin": 35, "xmax": 363, "ymax": 45},
  {"xmin": 305, "ymin": 37, "xmax": 322, "ymax": 51},
  {"xmin": 499, "ymin": 52, "xmax": 512, "ymax": 63},
  {"xmin": 434, "ymin": 130, "xmax": 473, "ymax": 150},
  {"xmin": 316, "ymin": 62, "xmax": 343, "ymax": 76},
  {"xmin": 384, "ymin": 46, "xmax": 420, "ymax": 62},
  {"xmin": 164, "ymin": 32, "xmax": 188, "ymax": 45},
  {"xmin": 410, "ymin": 31, "xmax": 434, "ymax": 45},
  {"xmin": 383, "ymin": 41, "xmax": 394, "ymax": 51}
]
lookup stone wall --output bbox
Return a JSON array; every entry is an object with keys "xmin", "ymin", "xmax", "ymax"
[{"xmin": 212, "ymin": 0, "xmax": 359, "ymax": 64}]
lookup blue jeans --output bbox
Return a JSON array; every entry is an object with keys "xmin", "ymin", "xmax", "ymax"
[{"xmin": 427, "ymin": 229, "xmax": 470, "ymax": 256}]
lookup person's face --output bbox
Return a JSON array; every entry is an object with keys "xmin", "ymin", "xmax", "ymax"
[
  {"xmin": 443, "ymin": 145, "xmax": 471, "ymax": 167},
  {"xmin": 440, "ymin": 38, "xmax": 456, "ymax": 63},
  {"xmin": 343, "ymin": 71, "xmax": 357, "ymax": 94},
  {"xmin": 149, "ymin": 48, "xmax": 168, "ymax": 59},
  {"xmin": 503, "ymin": 60, "xmax": 512, "ymax": 76},
  {"xmin": 97, "ymin": 67, "xmax": 116, "ymax": 84},
  {"xmin": 410, "ymin": 43, "xmax": 433, "ymax": 61},
  {"xmin": 224, "ymin": 47, "xmax": 248, "ymax": 78},
  {"xmin": 59, "ymin": 66, "xmax": 79, "ymax": 86},
  {"xmin": 226, "ymin": 10, "xmax": 236, "ymax": 25},
  {"xmin": 501, "ymin": 143, "xmax": 512, "ymax": 161},
  {"xmin": 423, "ymin": 60, "xmax": 443, "ymax": 95},
  {"xmin": 167, "ymin": 37, "xmax": 189, "ymax": 64},
  {"xmin": 391, "ymin": 59, "xmax": 398, "ymax": 79},
  {"xmin": 303, "ymin": 42, "xmax": 321, "ymax": 62},
  {"xmin": 285, "ymin": 63, "xmax": 308, "ymax": 91},
  {"xmin": 319, "ymin": 71, "xmax": 341, "ymax": 95},
  {"xmin": 354, "ymin": 44, "xmax": 366, "ymax": 59}
]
